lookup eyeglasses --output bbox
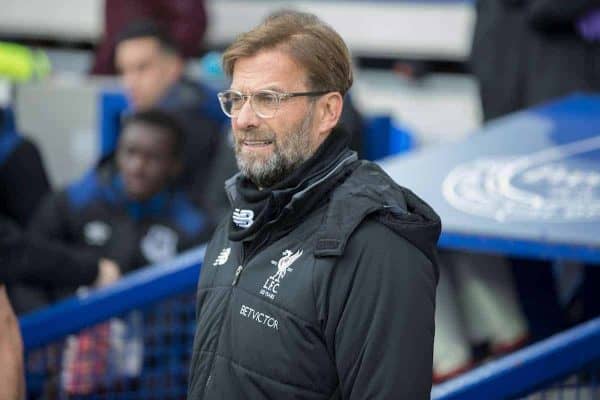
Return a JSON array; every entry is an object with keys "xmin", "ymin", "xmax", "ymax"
[{"xmin": 217, "ymin": 89, "xmax": 330, "ymax": 119}]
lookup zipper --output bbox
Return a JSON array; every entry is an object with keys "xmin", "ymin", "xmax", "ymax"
[
  {"xmin": 231, "ymin": 244, "xmax": 247, "ymax": 286},
  {"xmin": 232, "ymin": 265, "xmax": 243, "ymax": 285},
  {"xmin": 230, "ymin": 233, "xmax": 268, "ymax": 286}
]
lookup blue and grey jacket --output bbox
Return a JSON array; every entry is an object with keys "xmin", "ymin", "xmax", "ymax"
[{"xmin": 12, "ymin": 164, "xmax": 211, "ymax": 312}]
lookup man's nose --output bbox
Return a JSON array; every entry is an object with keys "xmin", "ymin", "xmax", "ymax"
[{"xmin": 234, "ymin": 98, "xmax": 260, "ymax": 129}]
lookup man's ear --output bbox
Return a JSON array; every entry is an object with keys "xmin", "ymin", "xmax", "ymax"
[{"xmin": 316, "ymin": 92, "xmax": 343, "ymax": 138}]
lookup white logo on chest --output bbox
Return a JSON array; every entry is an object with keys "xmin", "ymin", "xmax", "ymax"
[
  {"xmin": 232, "ymin": 208, "xmax": 254, "ymax": 228},
  {"xmin": 140, "ymin": 225, "xmax": 178, "ymax": 264},
  {"xmin": 213, "ymin": 247, "xmax": 231, "ymax": 266},
  {"xmin": 83, "ymin": 221, "xmax": 112, "ymax": 246},
  {"xmin": 259, "ymin": 249, "xmax": 303, "ymax": 300}
]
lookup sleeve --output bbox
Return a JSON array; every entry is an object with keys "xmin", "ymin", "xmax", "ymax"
[
  {"xmin": 321, "ymin": 221, "xmax": 437, "ymax": 400},
  {"xmin": 20, "ymin": 193, "xmax": 100, "ymax": 287},
  {"xmin": 18, "ymin": 234, "xmax": 99, "ymax": 288},
  {"xmin": 28, "ymin": 192, "xmax": 67, "ymax": 238}
]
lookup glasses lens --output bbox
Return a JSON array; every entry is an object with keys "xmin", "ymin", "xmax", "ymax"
[
  {"xmin": 252, "ymin": 91, "xmax": 279, "ymax": 118},
  {"xmin": 218, "ymin": 91, "xmax": 244, "ymax": 117}
]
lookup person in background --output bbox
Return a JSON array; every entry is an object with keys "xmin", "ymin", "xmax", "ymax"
[
  {"xmin": 433, "ymin": 251, "xmax": 529, "ymax": 381},
  {"xmin": 114, "ymin": 20, "xmax": 236, "ymax": 219},
  {"xmin": 91, "ymin": 0, "xmax": 207, "ymax": 75},
  {"xmin": 10, "ymin": 110, "xmax": 212, "ymax": 314},
  {"xmin": 471, "ymin": 0, "xmax": 600, "ymax": 341}
]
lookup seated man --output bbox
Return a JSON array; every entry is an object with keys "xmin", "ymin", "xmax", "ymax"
[
  {"xmin": 115, "ymin": 20, "xmax": 236, "ymax": 217},
  {"xmin": 11, "ymin": 109, "xmax": 212, "ymax": 313}
]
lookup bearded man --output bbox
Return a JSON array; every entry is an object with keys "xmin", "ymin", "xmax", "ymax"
[{"xmin": 188, "ymin": 11, "xmax": 441, "ymax": 400}]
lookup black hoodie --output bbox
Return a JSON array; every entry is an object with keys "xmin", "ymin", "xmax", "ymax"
[{"xmin": 188, "ymin": 129, "xmax": 441, "ymax": 400}]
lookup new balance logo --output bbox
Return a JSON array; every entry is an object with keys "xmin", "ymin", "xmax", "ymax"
[
  {"xmin": 213, "ymin": 247, "xmax": 231, "ymax": 266},
  {"xmin": 233, "ymin": 208, "xmax": 254, "ymax": 228}
]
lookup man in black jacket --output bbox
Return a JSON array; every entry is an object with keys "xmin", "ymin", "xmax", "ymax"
[{"xmin": 188, "ymin": 11, "xmax": 441, "ymax": 399}]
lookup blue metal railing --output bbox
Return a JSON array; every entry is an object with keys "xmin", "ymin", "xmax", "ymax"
[
  {"xmin": 432, "ymin": 316, "xmax": 600, "ymax": 399},
  {"xmin": 20, "ymin": 246, "xmax": 205, "ymax": 350},
  {"xmin": 19, "ymin": 243, "xmax": 600, "ymax": 399}
]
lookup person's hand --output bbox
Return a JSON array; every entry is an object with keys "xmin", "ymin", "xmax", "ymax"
[
  {"xmin": 0, "ymin": 285, "xmax": 25, "ymax": 400},
  {"xmin": 94, "ymin": 259, "xmax": 121, "ymax": 287}
]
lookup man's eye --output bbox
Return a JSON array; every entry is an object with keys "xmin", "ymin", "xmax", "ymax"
[
  {"xmin": 254, "ymin": 93, "xmax": 278, "ymax": 108},
  {"xmin": 229, "ymin": 96, "xmax": 244, "ymax": 109}
]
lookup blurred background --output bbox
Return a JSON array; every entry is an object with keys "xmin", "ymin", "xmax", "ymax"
[{"xmin": 0, "ymin": 0, "xmax": 479, "ymax": 187}]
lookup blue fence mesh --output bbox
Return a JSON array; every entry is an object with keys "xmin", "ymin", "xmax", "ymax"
[
  {"xmin": 516, "ymin": 363, "xmax": 600, "ymax": 399},
  {"xmin": 25, "ymin": 290, "xmax": 196, "ymax": 400},
  {"xmin": 25, "ymin": 294, "xmax": 600, "ymax": 399}
]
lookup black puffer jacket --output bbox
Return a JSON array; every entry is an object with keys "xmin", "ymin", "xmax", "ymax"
[{"xmin": 188, "ymin": 143, "xmax": 441, "ymax": 399}]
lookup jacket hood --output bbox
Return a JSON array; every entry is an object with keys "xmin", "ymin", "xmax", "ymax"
[{"xmin": 314, "ymin": 161, "xmax": 441, "ymax": 267}]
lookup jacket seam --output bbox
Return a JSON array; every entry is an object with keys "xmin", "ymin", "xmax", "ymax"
[
  {"xmin": 311, "ymin": 251, "xmax": 319, "ymax": 327},
  {"xmin": 213, "ymin": 352, "xmax": 331, "ymax": 398},
  {"xmin": 311, "ymin": 257, "xmax": 338, "ymax": 374},
  {"xmin": 332, "ymin": 244, "xmax": 363, "ymax": 347}
]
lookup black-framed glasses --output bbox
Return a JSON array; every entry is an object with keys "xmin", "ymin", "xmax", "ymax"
[{"xmin": 217, "ymin": 89, "xmax": 331, "ymax": 119}]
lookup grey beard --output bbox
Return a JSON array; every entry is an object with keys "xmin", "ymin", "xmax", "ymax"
[
  {"xmin": 238, "ymin": 151, "xmax": 296, "ymax": 189},
  {"xmin": 235, "ymin": 106, "xmax": 315, "ymax": 188}
]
